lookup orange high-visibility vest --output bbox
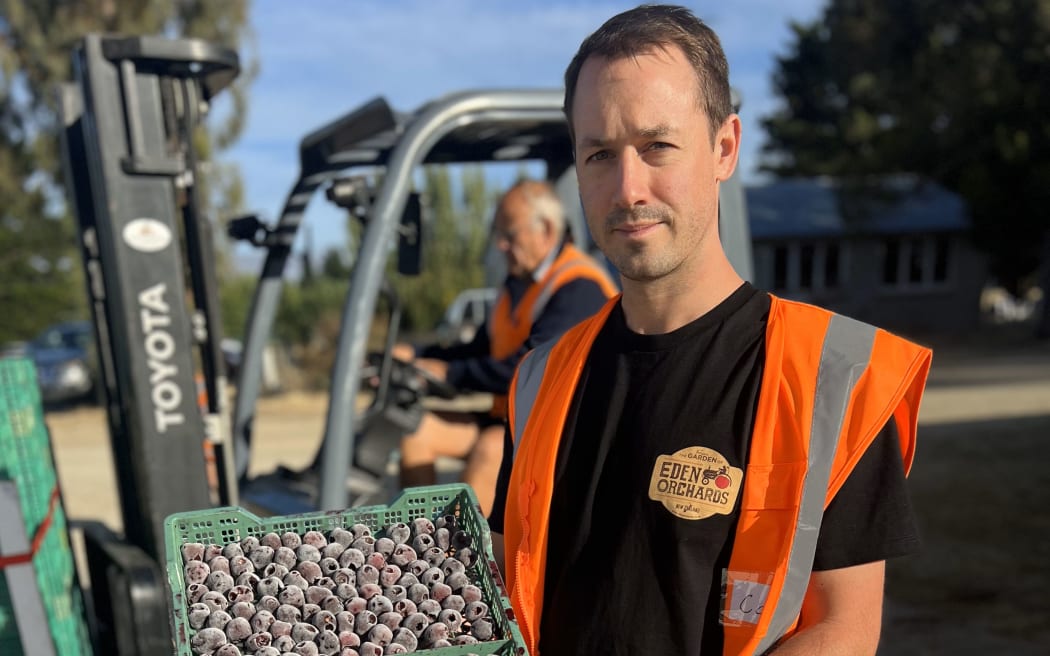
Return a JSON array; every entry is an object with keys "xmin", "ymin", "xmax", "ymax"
[
  {"xmin": 504, "ymin": 294, "xmax": 932, "ymax": 655},
  {"xmin": 485, "ymin": 243, "xmax": 617, "ymax": 418}
]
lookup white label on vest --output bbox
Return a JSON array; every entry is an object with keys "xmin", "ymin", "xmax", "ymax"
[
  {"xmin": 648, "ymin": 446, "xmax": 743, "ymax": 519},
  {"xmin": 725, "ymin": 577, "xmax": 770, "ymax": 625}
]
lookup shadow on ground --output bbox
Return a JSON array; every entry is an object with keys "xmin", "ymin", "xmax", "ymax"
[{"xmin": 879, "ymin": 413, "xmax": 1050, "ymax": 655}]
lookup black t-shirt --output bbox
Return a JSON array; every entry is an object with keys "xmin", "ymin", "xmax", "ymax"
[{"xmin": 490, "ymin": 284, "xmax": 920, "ymax": 655}]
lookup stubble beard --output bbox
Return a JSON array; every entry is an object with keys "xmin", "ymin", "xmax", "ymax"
[{"xmin": 599, "ymin": 205, "xmax": 682, "ymax": 283}]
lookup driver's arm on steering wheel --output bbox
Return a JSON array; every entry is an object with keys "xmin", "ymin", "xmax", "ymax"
[
  {"xmin": 391, "ymin": 342, "xmax": 418, "ymax": 363},
  {"xmin": 411, "ymin": 357, "xmax": 448, "ymax": 382},
  {"xmin": 393, "ymin": 323, "xmax": 492, "ymax": 386},
  {"xmin": 391, "ymin": 343, "xmax": 451, "ymax": 383}
]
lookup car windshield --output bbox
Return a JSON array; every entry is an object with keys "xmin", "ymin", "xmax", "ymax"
[{"xmin": 32, "ymin": 324, "xmax": 91, "ymax": 351}]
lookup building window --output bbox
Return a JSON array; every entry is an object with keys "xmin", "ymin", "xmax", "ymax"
[
  {"xmin": 799, "ymin": 243, "xmax": 815, "ymax": 289},
  {"xmin": 824, "ymin": 243, "xmax": 840, "ymax": 288},
  {"xmin": 883, "ymin": 239, "xmax": 899, "ymax": 285},
  {"xmin": 773, "ymin": 245, "xmax": 789, "ymax": 291},
  {"xmin": 767, "ymin": 240, "xmax": 844, "ymax": 294},
  {"xmin": 933, "ymin": 236, "xmax": 950, "ymax": 282},
  {"xmin": 881, "ymin": 235, "xmax": 952, "ymax": 290},
  {"xmin": 908, "ymin": 238, "xmax": 924, "ymax": 284}
]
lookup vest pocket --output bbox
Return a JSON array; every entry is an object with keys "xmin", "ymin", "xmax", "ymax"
[{"xmin": 740, "ymin": 462, "xmax": 807, "ymax": 510}]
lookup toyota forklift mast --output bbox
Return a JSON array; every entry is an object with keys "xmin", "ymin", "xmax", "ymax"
[{"xmin": 58, "ymin": 33, "xmax": 239, "ymax": 653}]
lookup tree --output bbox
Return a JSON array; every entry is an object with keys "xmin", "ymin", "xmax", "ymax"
[
  {"xmin": 0, "ymin": 0, "xmax": 255, "ymax": 344},
  {"xmin": 760, "ymin": 0, "xmax": 1050, "ymax": 302},
  {"xmin": 320, "ymin": 247, "xmax": 352, "ymax": 281}
]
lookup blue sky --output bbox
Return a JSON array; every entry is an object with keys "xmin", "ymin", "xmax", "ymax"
[{"xmin": 222, "ymin": 0, "xmax": 825, "ymax": 264}]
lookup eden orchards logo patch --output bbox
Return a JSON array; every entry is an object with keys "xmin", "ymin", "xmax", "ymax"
[{"xmin": 648, "ymin": 446, "xmax": 743, "ymax": 520}]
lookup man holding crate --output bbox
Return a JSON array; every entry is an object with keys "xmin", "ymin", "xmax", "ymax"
[{"xmin": 489, "ymin": 5, "xmax": 931, "ymax": 655}]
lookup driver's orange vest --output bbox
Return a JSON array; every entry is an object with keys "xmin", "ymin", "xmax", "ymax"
[
  {"xmin": 486, "ymin": 243, "xmax": 617, "ymax": 418},
  {"xmin": 503, "ymin": 295, "xmax": 932, "ymax": 655}
]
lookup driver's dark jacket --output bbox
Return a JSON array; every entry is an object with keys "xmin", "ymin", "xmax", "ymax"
[{"xmin": 418, "ymin": 242, "xmax": 614, "ymax": 396}]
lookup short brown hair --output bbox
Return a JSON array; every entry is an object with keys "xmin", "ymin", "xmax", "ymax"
[{"xmin": 563, "ymin": 4, "xmax": 732, "ymax": 142}]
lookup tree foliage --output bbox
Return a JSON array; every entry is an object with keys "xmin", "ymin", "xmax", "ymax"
[
  {"xmin": 320, "ymin": 247, "xmax": 352, "ymax": 280},
  {"xmin": 0, "ymin": 0, "xmax": 255, "ymax": 344},
  {"xmin": 760, "ymin": 0, "xmax": 1050, "ymax": 295}
]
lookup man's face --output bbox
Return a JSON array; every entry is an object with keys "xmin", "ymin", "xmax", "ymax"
[
  {"xmin": 493, "ymin": 192, "xmax": 553, "ymax": 278},
  {"xmin": 572, "ymin": 46, "xmax": 738, "ymax": 284}
]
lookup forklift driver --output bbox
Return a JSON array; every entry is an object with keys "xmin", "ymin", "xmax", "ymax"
[{"xmin": 395, "ymin": 179, "xmax": 618, "ymax": 515}]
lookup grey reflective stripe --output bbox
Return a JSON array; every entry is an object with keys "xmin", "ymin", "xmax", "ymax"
[
  {"xmin": 528, "ymin": 257, "xmax": 595, "ymax": 325},
  {"xmin": 755, "ymin": 314, "xmax": 876, "ymax": 655},
  {"xmin": 511, "ymin": 340, "xmax": 557, "ymax": 456}
]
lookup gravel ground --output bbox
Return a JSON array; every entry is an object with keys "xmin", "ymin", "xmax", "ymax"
[{"xmin": 878, "ymin": 333, "xmax": 1050, "ymax": 655}]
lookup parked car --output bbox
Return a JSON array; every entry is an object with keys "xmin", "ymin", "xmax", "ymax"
[{"xmin": 25, "ymin": 321, "xmax": 98, "ymax": 406}]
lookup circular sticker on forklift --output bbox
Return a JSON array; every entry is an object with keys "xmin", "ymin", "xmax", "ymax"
[
  {"xmin": 122, "ymin": 218, "xmax": 172, "ymax": 253},
  {"xmin": 648, "ymin": 446, "xmax": 743, "ymax": 520}
]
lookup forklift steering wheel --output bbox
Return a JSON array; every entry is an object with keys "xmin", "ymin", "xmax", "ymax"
[
  {"xmin": 367, "ymin": 352, "xmax": 459, "ymax": 400},
  {"xmin": 401, "ymin": 358, "xmax": 458, "ymax": 400}
]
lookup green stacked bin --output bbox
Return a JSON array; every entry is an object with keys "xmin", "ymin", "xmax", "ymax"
[{"xmin": 0, "ymin": 358, "xmax": 93, "ymax": 655}]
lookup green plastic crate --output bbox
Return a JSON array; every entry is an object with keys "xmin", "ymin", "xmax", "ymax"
[
  {"xmin": 0, "ymin": 358, "xmax": 93, "ymax": 656},
  {"xmin": 165, "ymin": 483, "xmax": 527, "ymax": 656}
]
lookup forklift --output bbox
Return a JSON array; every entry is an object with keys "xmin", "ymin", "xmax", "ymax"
[{"xmin": 58, "ymin": 31, "xmax": 754, "ymax": 655}]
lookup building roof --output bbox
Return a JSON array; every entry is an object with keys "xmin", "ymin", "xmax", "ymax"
[{"xmin": 745, "ymin": 177, "xmax": 969, "ymax": 240}]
